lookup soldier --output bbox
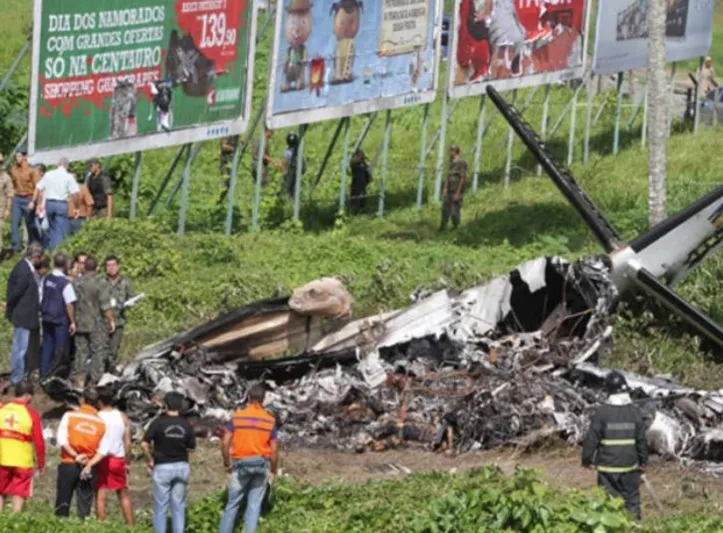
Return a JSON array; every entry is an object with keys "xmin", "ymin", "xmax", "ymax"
[
  {"xmin": 0, "ymin": 153, "xmax": 12, "ymax": 252},
  {"xmin": 86, "ymin": 159, "xmax": 113, "ymax": 219},
  {"xmin": 220, "ymin": 136, "xmax": 240, "ymax": 176},
  {"xmin": 102, "ymin": 255, "xmax": 135, "ymax": 372},
  {"xmin": 582, "ymin": 371, "xmax": 648, "ymax": 520},
  {"xmin": 73, "ymin": 256, "xmax": 115, "ymax": 388},
  {"xmin": 440, "ymin": 145, "xmax": 468, "ymax": 231}
]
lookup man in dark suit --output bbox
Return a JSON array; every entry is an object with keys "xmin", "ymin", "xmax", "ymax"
[{"xmin": 5, "ymin": 242, "xmax": 44, "ymax": 385}]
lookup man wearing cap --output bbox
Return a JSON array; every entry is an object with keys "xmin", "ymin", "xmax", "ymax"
[
  {"xmin": 86, "ymin": 159, "xmax": 113, "ymax": 219},
  {"xmin": 9, "ymin": 148, "xmax": 40, "ymax": 253},
  {"xmin": 440, "ymin": 145, "xmax": 468, "ymax": 231},
  {"xmin": 0, "ymin": 153, "xmax": 12, "ymax": 251},
  {"xmin": 31, "ymin": 158, "xmax": 79, "ymax": 250}
]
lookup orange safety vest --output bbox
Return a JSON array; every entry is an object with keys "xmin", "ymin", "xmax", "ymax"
[
  {"xmin": 60, "ymin": 405, "xmax": 107, "ymax": 463},
  {"xmin": 229, "ymin": 404, "xmax": 277, "ymax": 460},
  {"xmin": 0, "ymin": 401, "xmax": 35, "ymax": 468}
]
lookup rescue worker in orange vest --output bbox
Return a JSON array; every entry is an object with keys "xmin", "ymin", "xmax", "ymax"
[
  {"xmin": 0, "ymin": 380, "xmax": 46, "ymax": 514},
  {"xmin": 218, "ymin": 384, "xmax": 279, "ymax": 533},
  {"xmin": 54, "ymin": 388, "xmax": 110, "ymax": 519}
]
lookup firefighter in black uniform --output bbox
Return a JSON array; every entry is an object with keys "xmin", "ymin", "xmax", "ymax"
[{"xmin": 582, "ymin": 371, "xmax": 648, "ymax": 520}]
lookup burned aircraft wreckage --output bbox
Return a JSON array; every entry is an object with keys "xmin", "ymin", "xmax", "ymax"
[{"xmin": 45, "ymin": 88, "xmax": 723, "ymax": 467}]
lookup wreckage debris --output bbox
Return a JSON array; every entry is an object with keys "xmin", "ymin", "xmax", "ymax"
[{"xmin": 40, "ymin": 255, "xmax": 723, "ymax": 472}]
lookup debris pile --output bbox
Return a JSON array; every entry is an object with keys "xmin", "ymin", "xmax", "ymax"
[{"xmin": 42, "ymin": 255, "xmax": 723, "ymax": 467}]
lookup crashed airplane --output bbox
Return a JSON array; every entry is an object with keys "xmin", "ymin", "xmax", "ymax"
[{"xmin": 43, "ymin": 88, "xmax": 722, "ymax": 468}]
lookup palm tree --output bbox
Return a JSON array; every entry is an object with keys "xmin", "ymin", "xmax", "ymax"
[{"xmin": 647, "ymin": 0, "xmax": 667, "ymax": 226}]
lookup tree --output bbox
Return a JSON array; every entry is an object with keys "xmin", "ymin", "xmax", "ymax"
[{"xmin": 647, "ymin": 0, "xmax": 667, "ymax": 226}]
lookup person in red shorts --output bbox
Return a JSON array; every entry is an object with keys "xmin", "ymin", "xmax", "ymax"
[
  {"xmin": 96, "ymin": 388, "xmax": 134, "ymax": 526},
  {"xmin": 0, "ymin": 380, "xmax": 45, "ymax": 513}
]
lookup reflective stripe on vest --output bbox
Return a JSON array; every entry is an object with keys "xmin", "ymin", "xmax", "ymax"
[
  {"xmin": 596, "ymin": 464, "xmax": 639, "ymax": 473},
  {"xmin": 601, "ymin": 439, "xmax": 636, "ymax": 446},
  {"xmin": 0, "ymin": 403, "xmax": 34, "ymax": 468}
]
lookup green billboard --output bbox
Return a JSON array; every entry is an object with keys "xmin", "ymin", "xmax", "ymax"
[{"xmin": 29, "ymin": 0, "xmax": 257, "ymax": 162}]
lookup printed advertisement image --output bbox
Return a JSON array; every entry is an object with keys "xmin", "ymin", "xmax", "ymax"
[
  {"xmin": 29, "ymin": 0, "xmax": 257, "ymax": 163},
  {"xmin": 448, "ymin": 0, "xmax": 589, "ymax": 98},
  {"xmin": 593, "ymin": 0, "xmax": 714, "ymax": 75},
  {"xmin": 266, "ymin": 0, "xmax": 443, "ymax": 129}
]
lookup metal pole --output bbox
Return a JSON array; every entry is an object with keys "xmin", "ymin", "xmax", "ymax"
[
  {"xmin": 129, "ymin": 151, "xmax": 142, "ymax": 220},
  {"xmin": 593, "ymin": 99, "xmax": 608, "ymax": 125},
  {"xmin": 434, "ymin": 93, "xmax": 449, "ymax": 202},
  {"xmin": 251, "ymin": 130, "xmax": 266, "ymax": 232},
  {"xmin": 667, "ymin": 62, "xmax": 677, "ymax": 136},
  {"xmin": 311, "ymin": 119, "xmax": 345, "ymax": 189},
  {"xmin": 339, "ymin": 117, "xmax": 351, "ymax": 213},
  {"xmin": 293, "ymin": 124, "xmax": 305, "ymax": 221},
  {"xmin": 472, "ymin": 95, "xmax": 486, "ymax": 192},
  {"xmin": 414, "ymin": 100, "xmax": 460, "ymax": 190},
  {"xmin": 416, "ymin": 104, "xmax": 429, "ymax": 209},
  {"xmin": 224, "ymin": 135, "xmax": 243, "ymax": 235},
  {"xmin": 177, "ymin": 143, "xmax": 197, "ymax": 236},
  {"xmin": 148, "ymin": 144, "xmax": 188, "ymax": 216},
  {"xmin": 613, "ymin": 72, "xmax": 624, "ymax": 154},
  {"xmin": 583, "ymin": 76, "xmax": 594, "ymax": 164},
  {"xmin": 378, "ymin": 110, "xmax": 392, "ymax": 218},
  {"xmin": 693, "ymin": 57, "xmax": 703, "ymax": 134},
  {"xmin": 0, "ymin": 38, "xmax": 30, "ymax": 94},
  {"xmin": 641, "ymin": 85, "xmax": 648, "ymax": 147},
  {"xmin": 626, "ymin": 90, "xmax": 647, "ymax": 129},
  {"xmin": 567, "ymin": 84, "xmax": 579, "ymax": 166},
  {"xmin": 550, "ymin": 83, "xmax": 584, "ymax": 138},
  {"xmin": 494, "ymin": 86, "xmax": 540, "ymax": 150},
  {"xmin": 539, "ymin": 84, "xmax": 551, "ymax": 174},
  {"xmin": 504, "ymin": 90, "xmax": 518, "ymax": 188},
  {"xmin": 166, "ymin": 143, "xmax": 204, "ymax": 208}
]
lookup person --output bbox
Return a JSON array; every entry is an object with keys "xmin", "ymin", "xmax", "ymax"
[
  {"xmin": 701, "ymin": 56, "xmax": 718, "ymax": 98},
  {"xmin": 73, "ymin": 256, "xmax": 115, "ymax": 388},
  {"xmin": 31, "ymin": 164, "xmax": 50, "ymax": 249},
  {"xmin": 54, "ymin": 388, "xmax": 109, "ymax": 519},
  {"xmin": 219, "ymin": 136, "xmax": 239, "ymax": 176},
  {"xmin": 0, "ymin": 381, "xmax": 45, "ymax": 513},
  {"xmin": 218, "ymin": 384, "xmax": 279, "ymax": 533},
  {"xmin": 581, "ymin": 371, "xmax": 648, "ymax": 520},
  {"xmin": 30, "ymin": 157, "xmax": 79, "ymax": 251},
  {"xmin": 0, "ymin": 153, "xmax": 12, "ymax": 251},
  {"xmin": 39, "ymin": 252, "xmax": 76, "ymax": 379},
  {"xmin": 86, "ymin": 158, "xmax": 113, "ymax": 219},
  {"xmin": 5, "ymin": 242, "xmax": 44, "ymax": 385},
  {"xmin": 96, "ymin": 388, "xmax": 134, "ymax": 525},
  {"xmin": 440, "ymin": 145, "xmax": 468, "ymax": 231},
  {"xmin": 69, "ymin": 172, "xmax": 94, "ymax": 235},
  {"xmin": 70, "ymin": 251, "xmax": 88, "ymax": 280},
  {"xmin": 349, "ymin": 149, "xmax": 372, "ymax": 214},
  {"xmin": 252, "ymin": 129, "xmax": 282, "ymax": 187},
  {"xmin": 9, "ymin": 147, "xmax": 40, "ymax": 253},
  {"xmin": 103, "ymin": 255, "xmax": 136, "ymax": 371},
  {"xmin": 283, "ymin": 132, "xmax": 306, "ymax": 198},
  {"xmin": 142, "ymin": 392, "xmax": 196, "ymax": 533}
]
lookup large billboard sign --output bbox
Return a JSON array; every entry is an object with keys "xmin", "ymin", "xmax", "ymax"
[
  {"xmin": 448, "ymin": 0, "xmax": 589, "ymax": 99},
  {"xmin": 593, "ymin": 0, "xmax": 715, "ymax": 75},
  {"xmin": 29, "ymin": 0, "xmax": 258, "ymax": 163},
  {"xmin": 266, "ymin": 0, "xmax": 444, "ymax": 129}
]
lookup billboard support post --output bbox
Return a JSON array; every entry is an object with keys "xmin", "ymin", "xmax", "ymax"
[
  {"xmin": 503, "ymin": 90, "xmax": 518, "ymax": 189},
  {"xmin": 293, "ymin": 125, "xmax": 305, "ymax": 221},
  {"xmin": 166, "ymin": 144, "xmax": 204, "ymax": 209},
  {"xmin": 378, "ymin": 110, "xmax": 392, "ymax": 219},
  {"xmin": 613, "ymin": 72, "xmax": 624, "ymax": 154},
  {"xmin": 0, "ymin": 37, "xmax": 30, "ymax": 94},
  {"xmin": 129, "ymin": 152, "xmax": 142, "ymax": 220},
  {"xmin": 251, "ymin": 130, "xmax": 267, "ymax": 233},
  {"xmin": 224, "ymin": 136, "xmax": 244, "ymax": 236},
  {"xmin": 583, "ymin": 79, "xmax": 594, "ymax": 164},
  {"xmin": 148, "ymin": 145, "xmax": 188, "ymax": 216},
  {"xmin": 177, "ymin": 143, "xmax": 197, "ymax": 237},
  {"xmin": 434, "ymin": 93, "xmax": 449, "ymax": 202},
  {"xmin": 339, "ymin": 118, "xmax": 351, "ymax": 213},
  {"xmin": 667, "ymin": 63, "xmax": 677, "ymax": 136},
  {"xmin": 693, "ymin": 57, "xmax": 703, "ymax": 134},
  {"xmin": 416, "ymin": 104, "xmax": 429, "ymax": 209},
  {"xmin": 472, "ymin": 96, "xmax": 486, "ymax": 193},
  {"xmin": 312, "ymin": 120, "xmax": 345, "ymax": 190},
  {"xmin": 416, "ymin": 100, "xmax": 459, "ymax": 197},
  {"xmin": 626, "ymin": 90, "xmax": 647, "ymax": 129},
  {"xmin": 642, "ymin": 85, "xmax": 649, "ymax": 147},
  {"xmin": 568, "ymin": 84, "xmax": 579, "ymax": 166},
  {"xmin": 539, "ymin": 84, "xmax": 551, "ymax": 174}
]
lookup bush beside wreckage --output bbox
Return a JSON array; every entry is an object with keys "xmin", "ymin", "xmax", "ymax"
[{"xmin": 40, "ymin": 255, "xmax": 723, "ymax": 471}]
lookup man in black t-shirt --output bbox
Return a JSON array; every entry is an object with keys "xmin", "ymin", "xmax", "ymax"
[{"xmin": 141, "ymin": 392, "xmax": 196, "ymax": 533}]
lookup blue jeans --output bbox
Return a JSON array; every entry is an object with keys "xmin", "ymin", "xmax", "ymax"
[
  {"xmin": 218, "ymin": 458, "xmax": 269, "ymax": 533},
  {"xmin": 40, "ymin": 321, "xmax": 69, "ymax": 378},
  {"xmin": 152, "ymin": 462, "xmax": 190, "ymax": 533},
  {"xmin": 10, "ymin": 327, "xmax": 30, "ymax": 384},
  {"xmin": 69, "ymin": 217, "xmax": 87, "ymax": 235},
  {"xmin": 10, "ymin": 195, "xmax": 35, "ymax": 251},
  {"xmin": 45, "ymin": 200, "xmax": 69, "ymax": 251}
]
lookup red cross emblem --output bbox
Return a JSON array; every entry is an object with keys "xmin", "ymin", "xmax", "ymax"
[{"xmin": 4, "ymin": 414, "xmax": 18, "ymax": 429}]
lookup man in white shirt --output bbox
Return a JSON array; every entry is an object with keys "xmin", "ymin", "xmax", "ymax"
[
  {"xmin": 39, "ymin": 253, "xmax": 77, "ymax": 378},
  {"xmin": 30, "ymin": 157, "xmax": 79, "ymax": 251}
]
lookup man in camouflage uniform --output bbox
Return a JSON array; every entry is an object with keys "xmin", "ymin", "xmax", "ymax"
[
  {"xmin": 86, "ymin": 158, "xmax": 113, "ymax": 219},
  {"xmin": 0, "ymin": 153, "xmax": 13, "ymax": 251},
  {"xmin": 102, "ymin": 254, "xmax": 135, "ymax": 371},
  {"xmin": 72, "ymin": 255, "xmax": 115, "ymax": 387},
  {"xmin": 440, "ymin": 145, "xmax": 468, "ymax": 231}
]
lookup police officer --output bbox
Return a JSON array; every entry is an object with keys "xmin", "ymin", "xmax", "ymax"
[
  {"xmin": 102, "ymin": 255, "xmax": 135, "ymax": 372},
  {"xmin": 440, "ymin": 144, "xmax": 468, "ymax": 231},
  {"xmin": 73, "ymin": 256, "xmax": 115, "ymax": 388},
  {"xmin": 582, "ymin": 371, "xmax": 648, "ymax": 520},
  {"xmin": 86, "ymin": 159, "xmax": 113, "ymax": 219}
]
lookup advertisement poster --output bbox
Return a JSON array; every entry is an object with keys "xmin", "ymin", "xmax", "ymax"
[
  {"xmin": 448, "ymin": 0, "xmax": 589, "ymax": 98},
  {"xmin": 592, "ymin": 0, "xmax": 714, "ymax": 75},
  {"xmin": 29, "ymin": 0, "xmax": 257, "ymax": 163},
  {"xmin": 266, "ymin": 0, "xmax": 443, "ymax": 129}
]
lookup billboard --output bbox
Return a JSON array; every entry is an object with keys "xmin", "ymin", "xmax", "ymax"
[
  {"xmin": 265, "ymin": 0, "xmax": 444, "ymax": 129},
  {"xmin": 448, "ymin": 0, "xmax": 589, "ymax": 99},
  {"xmin": 592, "ymin": 0, "xmax": 715, "ymax": 75},
  {"xmin": 29, "ymin": 0, "xmax": 258, "ymax": 163}
]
